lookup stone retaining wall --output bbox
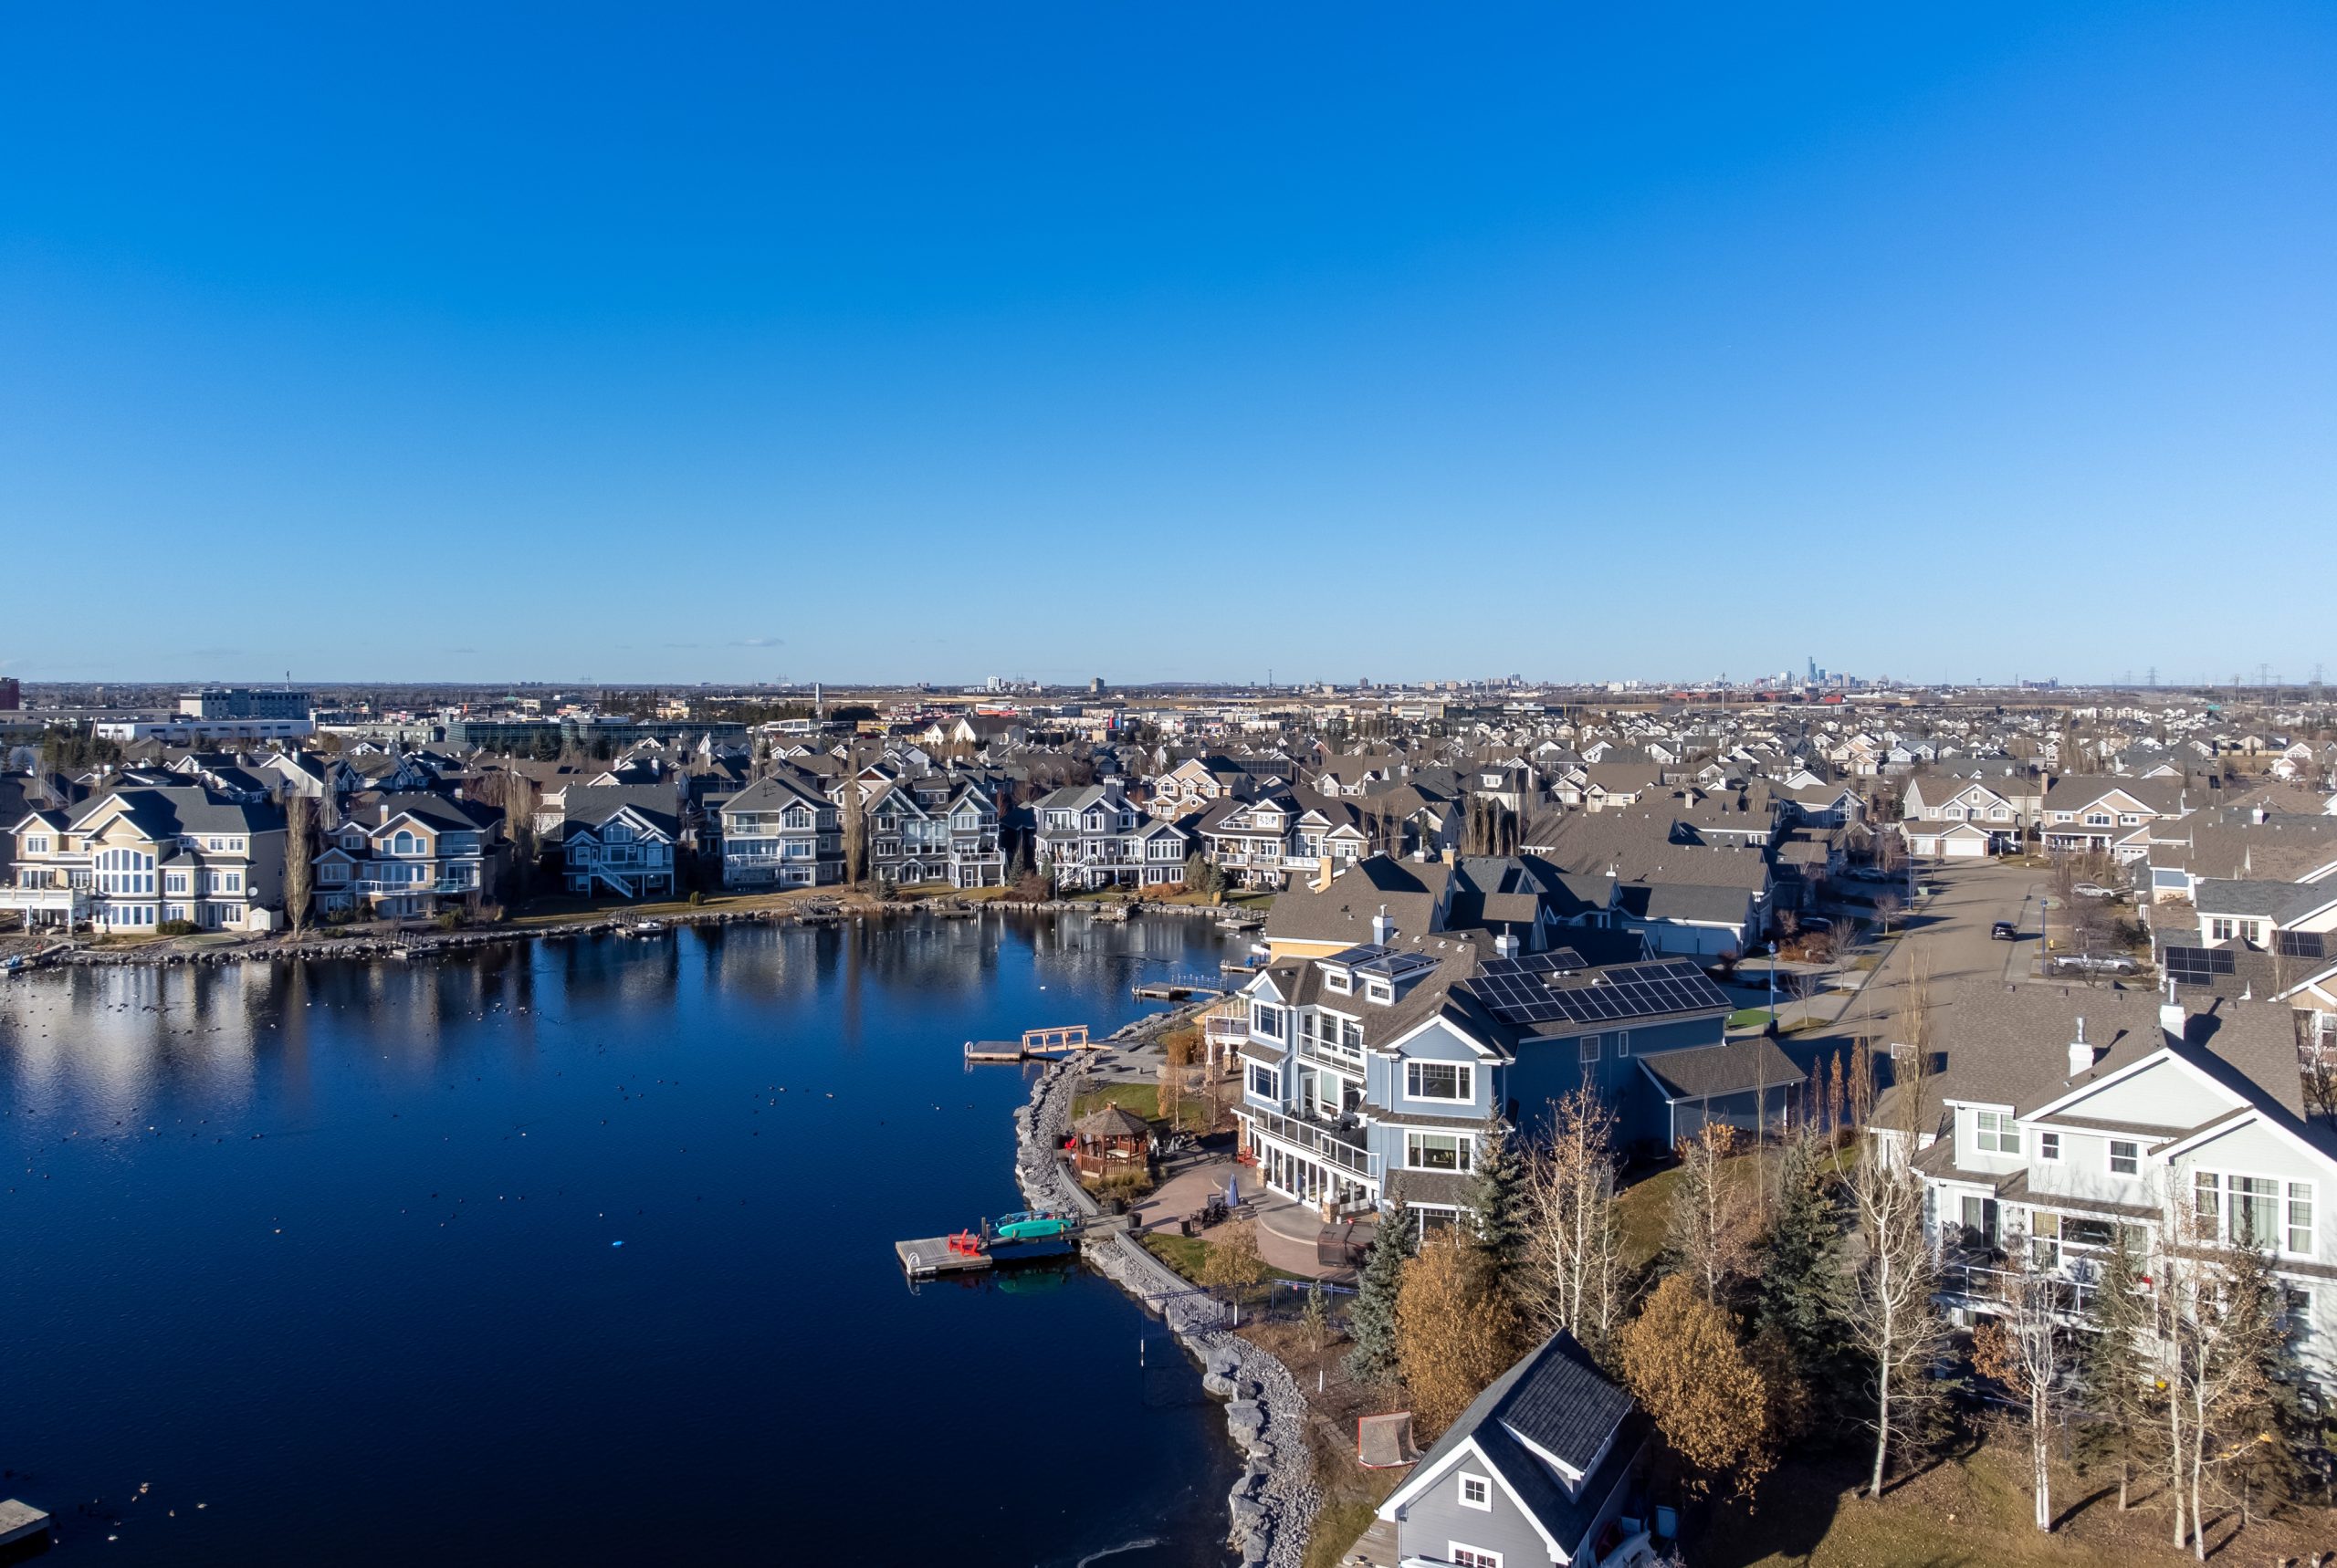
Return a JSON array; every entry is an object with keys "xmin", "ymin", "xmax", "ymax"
[{"xmin": 1012, "ymin": 1009, "xmax": 1320, "ymax": 1568}]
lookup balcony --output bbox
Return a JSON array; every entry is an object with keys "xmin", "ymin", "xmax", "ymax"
[
  {"xmin": 0, "ymin": 885, "xmax": 88, "ymax": 916},
  {"xmin": 1251, "ymin": 1106, "xmax": 1377, "ymax": 1179},
  {"xmin": 1298, "ymin": 1033, "xmax": 1366, "ymax": 1073}
]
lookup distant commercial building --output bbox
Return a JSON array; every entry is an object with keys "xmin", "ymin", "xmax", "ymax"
[
  {"xmin": 0, "ymin": 677, "xmax": 18, "ymax": 711},
  {"xmin": 442, "ymin": 716, "xmax": 748, "ymax": 752},
  {"xmin": 96, "ymin": 716, "xmax": 315, "ymax": 745},
  {"xmin": 179, "ymin": 687, "xmax": 312, "ymax": 721}
]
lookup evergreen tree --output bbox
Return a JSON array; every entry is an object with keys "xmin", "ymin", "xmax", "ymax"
[
  {"xmin": 1755, "ymin": 1134, "xmax": 1850, "ymax": 1400},
  {"xmin": 1347, "ymin": 1197, "xmax": 1410, "ymax": 1386},
  {"xmin": 1462, "ymin": 1115, "xmax": 1529, "ymax": 1291},
  {"xmin": 2074, "ymin": 1228, "xmax": 2162, "ymax": 1512}
]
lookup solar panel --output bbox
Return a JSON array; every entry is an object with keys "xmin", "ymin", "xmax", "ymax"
[
  {"xmin": 1462, "ymin": 956, "xmax": 1729, "ymax": 1026},
  {"xmin": 2276, "ymin": 931, "xmax": 2328, "ymax": 962},
  {"xmin": 2162, "ymin": 946, "xmax": 2235, "ymax": 985}
]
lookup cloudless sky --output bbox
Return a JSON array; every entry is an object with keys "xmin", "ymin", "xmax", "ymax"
[{"xmin": 3, "ymin": 3, "xmax": 2332, "ymax": 687}]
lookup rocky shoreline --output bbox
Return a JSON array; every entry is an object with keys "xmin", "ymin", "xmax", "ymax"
[{"xmin": 1011, "ymin": 1009, "xmax": 1320, "ymax": 1568}]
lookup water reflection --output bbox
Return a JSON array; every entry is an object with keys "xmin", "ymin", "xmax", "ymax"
[{"xmin": 0, "ymin": 911, "xmax": 1240, "ymax": 1568}]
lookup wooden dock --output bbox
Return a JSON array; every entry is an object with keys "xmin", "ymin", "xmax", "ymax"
[
  {"xmin": 1132, "ymin": 982, "xmax": 1221, "ymax": 1001},
  {"xmin": 964, "ymin": 1024, "xmax": 1095, "ymax": 1062},
  {"xmin": 0, "ymin": 1499, "xmax": 50, "ymax": 1550},
  {"xmin": 896, "ymin": 1235, "xmax": 995, "ymax": 1276},
  {"xmin": 896, "ymin": 1231, "xmax": 1084, "ymax": 1278}
]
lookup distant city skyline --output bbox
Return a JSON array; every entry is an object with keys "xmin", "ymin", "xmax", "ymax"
[
  {"xmin": 9, "ymin": 664, "xmax": 2328, "ymax": 698},
  {"xmin": 3, "ymin": 4, "xmax": 2332, "ymax": 685}
]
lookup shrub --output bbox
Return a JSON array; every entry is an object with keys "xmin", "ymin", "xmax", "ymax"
[
  {"xmin": 434, "ymin": 911, "xmax": 461, "ymax": 931},
  {"xmin": 158, "ymin": 919, "xmax": 200, "ymax": 937}
]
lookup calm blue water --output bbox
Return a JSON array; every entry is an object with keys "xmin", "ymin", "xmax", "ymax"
[{"xmin": 0, "ymin": 912, "xmax": 1241, "ymax": 1565}]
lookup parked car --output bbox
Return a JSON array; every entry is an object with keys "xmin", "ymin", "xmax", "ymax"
[
  {"xmin": 1991, "ymin": 920, "xmax": 2017, "ymax": 941},
  {"xmin": 2072, "ymin": 882, "xmax": 2117, "ymax": 899},
  {"xmin": 1799, "ymin": 916, "xmax": 1834, "ymax": 933},
  {"xmin": 2052, "ymin": 953, "xmax": 2139, "ymax": 976}
]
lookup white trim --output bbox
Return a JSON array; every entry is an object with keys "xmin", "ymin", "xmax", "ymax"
[
  {"xmin": 1403, "ymin": 1061, "xmax": 1476, "ymax": 1104},
  {"xmin": 1377, "ymin": 1437, "xmax": 1567, "ymax": 1563}
]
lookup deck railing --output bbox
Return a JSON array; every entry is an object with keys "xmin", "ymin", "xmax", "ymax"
[{"xmin": 1252, "ymin": 1108, "xmax": 1377, "ymax": 1178}]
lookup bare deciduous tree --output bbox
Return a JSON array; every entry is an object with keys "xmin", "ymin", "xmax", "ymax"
[
  {"xmin": 1666, "ymin": 1121, "xmax": 1754, "ymax": 1302},
  {"xmin": 1520, "ymin": 1087, "xmax": 1625, "ymax": 1353},
  {"xmin": 1843, "ymin": 947, "xmax": 1949, "ymax": 1496},
  {"xmin": 2147, "ymin": 1186, "xmax": 2292, "ymax": 1557},
  {"xmin": 1974, "ymin": 1227, "xmax": 2073, "ymax": 1531}
]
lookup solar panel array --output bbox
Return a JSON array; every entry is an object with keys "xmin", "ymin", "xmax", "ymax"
[
  {"xmin": 2162, "ymin": 946, "xmax": 2237, "ymax": 985},
  {"xmin": 2276, "ymin": 930, "xmax": 2328, "ymax": 962},
  {"xmin": 1464, "ymin": 957, "xmax": 1731, "ymax": 1027}
]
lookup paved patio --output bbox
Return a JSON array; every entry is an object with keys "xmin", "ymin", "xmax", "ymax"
[{"xmin": 1127, "ymin": 1155, "xmax": 1369, "ymax": 1280}]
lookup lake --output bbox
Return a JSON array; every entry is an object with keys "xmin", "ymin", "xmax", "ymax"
[{"xmin": 0, "ymin": 911, "xmax": 1242, "ymax": 1565}]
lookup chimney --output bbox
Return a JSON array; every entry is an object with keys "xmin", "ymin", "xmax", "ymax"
[
  {"xmin": 2160, "ymin": 977, "xmax": 2185, "ymax": 1040},
  {"xmin": 2068, "ymin": 1016, "xmax": 2092, "ymax": 1077},
  {"xmin": 1494, "ymin": 930, "xmax": 1518, "ymax": 959},
  {"xmin": 1371, "ymin": 904, "xmax": 1394, "ymax": 946},
  {"xmin": 1314, "ymin": 854, "xmax": 1334, "ymax": 893}
]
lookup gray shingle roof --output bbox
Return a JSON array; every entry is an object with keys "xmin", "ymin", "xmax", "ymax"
[{"xmin": 1399, "ymin": 1332, "xmax": 1643, "ymax": 1559}]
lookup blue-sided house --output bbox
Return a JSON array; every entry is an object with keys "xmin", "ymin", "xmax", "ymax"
[{"xmin": 1234, "ymin": 917, "xmax": 1796, "ymax": 1228}]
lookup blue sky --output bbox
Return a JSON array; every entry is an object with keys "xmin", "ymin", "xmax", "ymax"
[{"xmin": 3, "ymin": 3, "xmax": 2332, "ymax": 688}]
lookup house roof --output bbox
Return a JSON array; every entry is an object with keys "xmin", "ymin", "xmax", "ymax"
[
  {"xmin": 1074, "ymin": 1104, "xmax": 1151, "ymax": 1139},
  {"xmin": 559, "ymin": 785, "xmax": 681, "ymax": 841},
  {"xmin": 1390, "ymin": 1332, "xmax": 1642, "ymax": 1559},
  {"xmin": 1636, "ymin": 1037, "xmax": 1803, "ymax": 1102}
]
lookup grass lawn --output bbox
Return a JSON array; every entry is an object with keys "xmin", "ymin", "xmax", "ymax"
[
  {"xmin": 1726, "ymin": 1008, "xmax": 1774, "ymax": 1030},
  {"xmin": 1707, "ymin": 1434, "xmax": 2329, "ymax": 1568},
  {"xmin": 1070, "ymin": 1081, "xmax": 1212, "ymax": 1134},
  {"xmin": 1137, "ymin": 1230, "xmax": 1308, "ymax": 1294}
]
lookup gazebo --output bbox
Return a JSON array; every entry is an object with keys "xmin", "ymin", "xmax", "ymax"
[{"xmin": 1071, "ymin": 1103, "xmax": 1152, "ymax": 1177}]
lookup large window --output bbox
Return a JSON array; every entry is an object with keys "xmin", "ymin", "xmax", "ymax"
[
  {"xmin": 2194, "ymin": 1172, "xmax": 2315, "ymax": 1256},
  {"xmin": 1406, "ymin": 1132, "xmax": 1472, "ymax": 1173},
  {"xmin": 1251, "ymin": 1004, "xmax": 1283, "ymax": 1039},
  {"xmin": 2109, "ymin": 1140, "xmax": 2139, "ymax": 1176},
  {"xmin": 1405, "ymin": 1062, "xmax": 1472, "ymax": 1103},
  {"xmin": 1975, "ymin": 1109, "xmax": 2019, "ymax": 1155},
  {"xmin": 1247, "ymin": 1064, "xmax": 1279, "ymax": 1102},
  {"xmin": 1451, "ymin": 1546, "xmax": 1502, "ymax": 1568}
]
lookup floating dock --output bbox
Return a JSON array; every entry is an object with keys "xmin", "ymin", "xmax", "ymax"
[
  {"xmin": 964, "ymin": 1024, "xmax": 1094, "ymax": 1062},
  {"xmin": 896, "ymin": 1234, "xmax": 995, "ymax": 1276},
  {"xmin": 0, "ymin": 1500, "xmax": 50, "ymax": 1550},
  {"xmin": 1132, "ymin": 982, "xmax": 1221, "ymax": 1001},
  {"xmin": 895, "ymin": 1232, "xmax": 1083, "ymax": 1278}
]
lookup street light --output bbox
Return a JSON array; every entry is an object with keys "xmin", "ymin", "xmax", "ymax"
[{"xmin": 1767, "ymin": 940, "xmax": 1779, "ymax": 1034}]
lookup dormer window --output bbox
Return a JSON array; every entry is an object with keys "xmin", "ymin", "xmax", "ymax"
[
  {"xmin": 1366, "ymin": 980, "xmax": 1393, "ymax": 1005},
  {"xmin": 1324, "ymin": 970, "xmax": 1351, "ymax": 995}
]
